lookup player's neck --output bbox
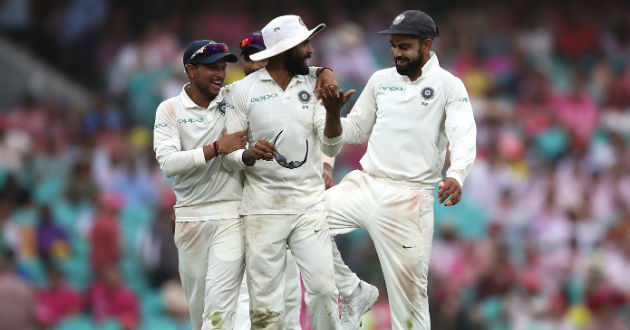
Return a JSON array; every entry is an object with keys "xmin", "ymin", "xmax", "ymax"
[
  {"xmin": 407, "ymin": 57, "xmax": 430, "ymax": 81},
  {"xmin": 185, "ymin": 83, "xmax": 214, "ymax": 108},
  {"xmin": 266, "ymin": 60, "xmax": 292, "ymax": 90}
]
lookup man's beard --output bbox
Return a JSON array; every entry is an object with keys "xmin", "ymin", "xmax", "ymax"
[
  {"xmin": 285, "ymin": 51, "xmax": 310, "ymax": 75},
  {"xmin": 395, "ymin": 51, "xmax": 424, "ymax": 76}
]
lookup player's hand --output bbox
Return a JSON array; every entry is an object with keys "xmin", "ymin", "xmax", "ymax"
[
  {"xmin": 170, "ymin": 212, "xmax": 175, "ymax": 234},
  {"xmin": 322, "ymin": 162, "xmax": 334, "ymax": 189},
  {"xmin": 250, "ymin": 138, "xmax": 276, "ymax": 161},
  {"xmin": 218, "ymin": 129, "xmax": 247, "ymax": 154},
  {"xmin": 320, "ymin": 84, "xmax": 355, "ymax": 116},
  {"xmin": 438, "ymin": 178, "xmax": 461, "ymax": 206},
  {"xmin": 314, "ymin": 68, "xmax": 338, "ymax": 97}
]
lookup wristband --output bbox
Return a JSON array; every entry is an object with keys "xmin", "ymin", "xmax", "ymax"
[
  {"xmin": 317, "ymin": 67, "xmax": 333, "ymax": 77},
  {"xmin": 213, "ymin": 141, "xmax": 221, "ymax": 155}
]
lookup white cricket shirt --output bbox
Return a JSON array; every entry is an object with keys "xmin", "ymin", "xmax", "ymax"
[
  {"xmin": 153, "ymin": 84, "xmax": 243, "ymax": 221},
  {"xmin": 342, "ymin": 52, "xmax": 477, "ymax": 187},
  {"xmin": 223, "ymin": 68, "xmax": 343, "ymax": 215}
]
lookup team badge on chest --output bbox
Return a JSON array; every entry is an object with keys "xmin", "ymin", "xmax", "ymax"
[
  {"xmin": 298, "ymin": 90, "xmax": 312, "ymax": 104},
  {"xmin": 421, "ymin": 87, "xmax": 434, "ymax": 100}
]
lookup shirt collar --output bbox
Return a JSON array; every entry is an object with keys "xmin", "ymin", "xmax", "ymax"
[
  {"xmin": 400, "ymin": 51, "xmax": 439, "ymax": 83},
  {"xmin": 258, "ymin": 68, "xmax": 305, "ymax": 88},
  {"xmin": 178, "ymin": 83, "xmax": 223, "ymax": 110}
]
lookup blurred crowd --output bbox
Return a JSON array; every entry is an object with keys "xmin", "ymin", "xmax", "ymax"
[{"xmin": 0, "ymin": 0, "xmax": 628, "ymax": 329}]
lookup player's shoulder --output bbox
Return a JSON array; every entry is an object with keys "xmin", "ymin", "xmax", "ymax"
[
  {"xmin": 372, "ymin": 67, "xmax": 398, "ymax": 80},
  {"xmin": 223, "ymin": 74, "xmax": 254, "ymax": 94},
  {"xmin": 156, "ymin": 95, "xmax": 181, "ymax": 118},
  {"xmin": 435, "ymin": 66, "xmax": 464, "ymax": 87}
]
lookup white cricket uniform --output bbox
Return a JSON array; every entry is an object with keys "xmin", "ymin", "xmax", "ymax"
[
  {"xmin": 328, "ymin": 52, "xmax": 477, "ymax": 330},
  {"xmin": 154, "ymin": 84, "xmax": 245, "ymax": 330},
  {"xmin": 223, "ymin": 68, "xmax": 343, "ymax": 330}
]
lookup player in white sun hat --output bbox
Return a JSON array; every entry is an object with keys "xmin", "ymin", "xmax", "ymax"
[{"xmin": 222, "ymin": 14, "xmax": 354, "ymax": 330}]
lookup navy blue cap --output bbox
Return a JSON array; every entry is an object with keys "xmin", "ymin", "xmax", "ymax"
[
  {"xmin": 378, "ymin": 10, "xmax": 439, "ymax": 39},
  {"xmin": 183, "ymin": 40, "xmax": 238, "ymax": 67},
  {"xmin": 240, "ymin": 31, "xmax": 266, "ymax": 55}
]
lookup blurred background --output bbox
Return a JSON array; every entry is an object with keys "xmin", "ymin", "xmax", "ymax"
[{"xmin": 0, "ymin": 0, "xmax": 628, "ymax": 329}]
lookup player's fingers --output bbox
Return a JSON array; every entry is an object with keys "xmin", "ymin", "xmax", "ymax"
[
  {"xmin": 343, "ymin": 89, "xmax": 356, "ymax": 102},
  {"xmin": 255, "ymin": 143, "xmax": 275, "ymax": 155},
  {"xmin": 253, "ymin": 148, "xmax": 273, "ymax": 160},
  {"xmin": 439, "ymin": 188, "xmax": 452, "ymax": 203},
  {"xmin": 438, "ymin": 184, "xmax": 446, "ymax": 198},
  {"xmin": 222, "ymin": 128, "xmax": 227, "ymax": 137},
  {"xmin": 451, "ymin": 189, "xmax": 462, "ymax": 205},
  {"xmin": 230, "ymin": 130, "xmax": 246, "ymax": 138},
  {"xmin": 258, "ymin": 139, "xmax": 277, "ymax": 151}
]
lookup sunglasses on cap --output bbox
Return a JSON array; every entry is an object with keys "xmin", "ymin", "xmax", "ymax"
[
  {"xmin": 240, "ymin": 34, "xmax": 265, "ymax": 49},
  {"xmin": 187, "ymin": 42, "xmax": 229, "ymax": 64},
  {"xmin": 273, "ymin": 130, "xmax": 308, "ymax": 169}
]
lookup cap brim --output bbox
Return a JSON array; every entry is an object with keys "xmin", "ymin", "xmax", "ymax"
[
  {"xmin": 241, "ymin": 44, "xmax": 266, "ymax": 55},
  {"xmin": 250, "ymin": 23, "xmax": 325, "ymax": 61},
  {"xmin": 191, "ymin": 53, "xmax": 238, "ymax": 65},
  {"xmin": 377, "ymin": 28, "xmax": 420, "ymax": 36}
]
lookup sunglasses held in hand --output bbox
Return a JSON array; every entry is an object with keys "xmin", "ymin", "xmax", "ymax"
[{"xmin": 273, "ymin": 130, "xmax": 308, "ymax": 169}]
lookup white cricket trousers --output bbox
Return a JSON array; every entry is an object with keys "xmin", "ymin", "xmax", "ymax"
[
  {"xmin": 243, "ymin": 212, "xmax": 340, "ymax": 330},
  {"xmin": 234, "ymin": 250, "xmax": 302, "ymax": 330},
  {"xmin": 327, "ymin": 170, "xmax": 435, "ymax": 330},
  {"xmin": 174, "ymin": 218, "xmax": 245, "ymax": 330}
]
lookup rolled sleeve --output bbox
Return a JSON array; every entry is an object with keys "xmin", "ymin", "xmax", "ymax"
[
  {"xmin": 222, "ymin": 148, "xmax": 247, "ymax": 171},
  {"xmin": 321, "ymin": 133, "xmax": 343, "ymax": 157}
]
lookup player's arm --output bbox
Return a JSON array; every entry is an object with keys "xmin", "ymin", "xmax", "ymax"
[
  {"xmin": 439, "ymin": 77, "xmax": 477, "ymax": 206},
  {"xmin": 154, "ymin": 103, "xmax": 215, "ymax": 178},
  {"xmin": 340, "ymin": 73, "xmax": 378, "ymax": 144},
  {"xmin": 222, "ymin": 85, "xmax": 275, "ymax": 169},
  {"xmin": 322, "ymin": 155, "xmax": 335, "ymax": 189},
  {"xmin": 308, "ymin": 67, "xmax": 338, "ymax": 94},
  {"xmin": 313, "ymin": 83, "xmax": 355, "ymax": 157}
]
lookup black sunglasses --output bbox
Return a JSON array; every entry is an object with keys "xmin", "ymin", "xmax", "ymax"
[{"xmin": 273, "ymin": 130, "xmax": 308, "ymax": 169}]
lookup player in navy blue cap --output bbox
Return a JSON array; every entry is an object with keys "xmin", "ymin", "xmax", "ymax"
[
  {"xmin": 155, "ymin": 39, "xmax": 247, "ymax": 330},
  {"xmin": 183, "ymin": 39, "xmax": 238, "ymax": 102},
  {"xmin": 326, "ymin": 9, "xmax": 476, "ymax": 330},
  {"xmin": 239, "ymin": 31, "xmax": 268, "ymax": 76}
]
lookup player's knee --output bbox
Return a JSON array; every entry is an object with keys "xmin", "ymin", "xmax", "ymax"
[{"xmin": 305, "ymin": 275, "xmax": 337, "ymax": 298}]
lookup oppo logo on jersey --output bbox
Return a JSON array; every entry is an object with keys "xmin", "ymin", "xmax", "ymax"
[
  {"xmin": 178, "ymin": 118, "xmax": 204, "ymax": 124},
  {"xmin": 251, "ymin": 93, "xmax": 279, "ymax": 103},
  {"xmin": 379, "ymin": 86, "xmax": 403, "ymax": 92}
]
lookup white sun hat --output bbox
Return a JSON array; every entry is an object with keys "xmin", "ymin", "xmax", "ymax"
[{"xmin": 249, "ymin": 15, "xmax": 325, "ymax": 61}]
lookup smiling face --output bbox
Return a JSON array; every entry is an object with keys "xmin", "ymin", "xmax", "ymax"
[
  {"xmin": 284, "ymin": 39, "xmax": 313, "ymax": 75},
  {"xmin": 186, "ymin": 59, "xmax": 227, "ymax": 100},
  {"xmin": 390, "ymin": 34, "xmax": 432, "ymax": 80}
]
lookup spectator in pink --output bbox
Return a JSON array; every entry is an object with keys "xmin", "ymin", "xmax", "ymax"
[
  {"xmin": 90, "ymin": 192, "xmax": 123, "ymax": 273},
  {"xmin": 553, "ymin": 71, "xmax": 599, "ymax": 146},
  {"xmin": 35, "ymin": 267, "xmax": 82, "ymax": 326},
  {"xmin": 86, "ymin": 265, "xmax": 139, "ymax": 330}
]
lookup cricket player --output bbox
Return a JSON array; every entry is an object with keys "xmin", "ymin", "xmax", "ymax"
[
  {"xmin": 222, "ymin": 15, "xmax": 353, "ymax": 330},
  {"xmin": 328, "ymin": 10, "xmax": 477, "ymax": 330},
  {"xmin": 153, "ymin": 40, "xmax": 247, "ymax": 330},
  {"xmin": 234, "ymin": 30, "xmax": 301, "ymax": 330}
]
